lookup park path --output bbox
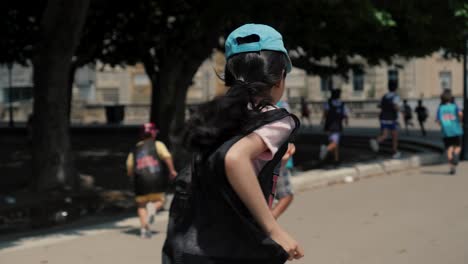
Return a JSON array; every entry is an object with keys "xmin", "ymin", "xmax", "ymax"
[{"xmin": 1, "ymin": 162, "xmax": 467, "ymax": 264}]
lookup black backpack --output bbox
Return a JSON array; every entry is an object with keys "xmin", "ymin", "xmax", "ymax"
[
  {"xmin": 324, "ymin": 99, "xmax": 345, "ymax": 132},
  {"xmin": 403, "ymin": 104, "xmax": 412, "ymax": 119},
  {"xmin": 380, "ymin": 93, "xmax": 398, "ymax": 121},
  {"xmin": 133, "ymin": 140, "xmax": 168, "ymax": 195},
  {"xmin": 163, "ymin": 109, "xmax": 300, "ymax": 264}
]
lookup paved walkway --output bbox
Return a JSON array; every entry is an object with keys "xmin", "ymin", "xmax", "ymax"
[{"xmin": 1, "ymin": 162, "xmax": 467, "ymax": 264}]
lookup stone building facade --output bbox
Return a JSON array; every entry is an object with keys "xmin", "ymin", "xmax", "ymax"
[{"xmin": 0, "ymin": 52, "xmax": 464, "ymax": 124}]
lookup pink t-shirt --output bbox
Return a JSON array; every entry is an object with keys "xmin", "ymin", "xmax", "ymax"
[{"xmin": 252, "ymin": 107, "xmax": 295, "ymax": 174}]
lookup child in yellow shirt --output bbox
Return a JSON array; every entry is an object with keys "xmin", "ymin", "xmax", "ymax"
[{"xmin": 126, "ymin": 123, "xmax": 177, "ymax": 238}]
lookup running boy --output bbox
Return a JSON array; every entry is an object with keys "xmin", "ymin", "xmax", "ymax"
[
  {"xmin": 126, "ymin": 123, "xmax": 177, "ymax": 238},
  {"xmin": 415, "ymin": 99, "xmax": 428, "ymax": 136},
  {"xmin": 436, "ymin": 90, "xmax": 463, "ymax": 175},
  {"xmin": 163, "ymin": 24, "xmax": 304, "ymax": 263},
  {"xmin": 320, "ymin": 89, "xmax": 349, "ymax": 162},
  {"xmin": 370, "ymin": 82, "xmax": 401, "ymax": 159}
]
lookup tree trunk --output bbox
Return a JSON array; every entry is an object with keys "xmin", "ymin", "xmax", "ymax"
[
  {"xmin": 32, "ymin": 0, "xmax": 89, "ymax": 191},
  {"xmin": 66, "ymin": 62, "xmax": 78, "ymax": 125},
  {"xmin": 169, "ymin": 60, "xmax": 203, "ymax": 168},
  {"xmin": 150, "ymin": 60, "xmax": 183, "ymax": 145}
]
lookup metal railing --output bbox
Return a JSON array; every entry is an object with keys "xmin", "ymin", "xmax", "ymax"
[{"xmin": 1, "ymin": 97, "xmax": 461, "ymax": 126}]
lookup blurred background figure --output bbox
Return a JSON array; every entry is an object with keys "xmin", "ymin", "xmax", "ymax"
[
  {"xmin": 319, "ymin": 89, "xmax": 349, "ymax": 163},
  {"xmin": 436, "ymin": 90, "xmax": 463, "ymax": 175},
  {"xmin": 300, "ymin": 96, "xmax": 312, "ymax": 126},
  {"xmin": 415, "ymin": 99, "xmax": 429, "ymax": 136},
  {"xmin": 126, "ymin": 122, "xmax": 177, "ymax": 238},
  {"xmin": 276, "ymin": 98, "xmax": 291, "ymax": 113},
  {"xmin": 272, "ymin": 143, "xmax": 296, "ymax": 219},
  {"xmin": 370, "ymin": 83, "xmax": 401, "ymax": 159},
  {"xmin": 272, "ymin": 99, "xmax": 296, "ymax": 219},
  {"xmin": 402, "ymin": 99, "xmax": 414, "ymax": 135}
]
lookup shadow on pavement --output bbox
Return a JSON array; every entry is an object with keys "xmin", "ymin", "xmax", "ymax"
[
  {"xmin": 121, "ymin": 228, "xmax": 160, "ymax": 237},
  {"xmin": 420, "ymin": 170, "xmax": 451, "ymax": 176},
  {"xmin": 0, "ymin": 216, "xmax": 134, "ymax": 251}
]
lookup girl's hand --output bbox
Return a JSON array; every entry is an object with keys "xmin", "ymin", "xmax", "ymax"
[
  {"xmin": 170, "ymin": 170, "xmax": 178, "ymax": 179},
  {"xmin": 269, "ymin": 225, "xmax": 304, "ymax": 260}
]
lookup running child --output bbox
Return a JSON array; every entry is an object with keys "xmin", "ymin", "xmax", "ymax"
[
  {"xmin": 415, "ymin": 99, "xmax": 428, "ymax": 136},
  {"xmin": 270, "ymin": 100, "xmax": 296, "ymax": 219},
  {"xmin": 319, "ymin": 89, "xmax": 349, "ymax": 163},
  {"xmin": 436, "ymin": 90, "xmax": 463, "ymax": 175},
  {"xmin": 163, "ymin": 24, "xmax": 304, "ymax": 263},
  {"xmin": 126, "ymin": 123, "xmax": 177, "ymax": 238},
  {"xmin": 370, "ymin": 82, "xmax": 402, "ymax": 159},
  {"xmin": 272, "ymin": 143, "xmax": 296, "ymax": 219}
]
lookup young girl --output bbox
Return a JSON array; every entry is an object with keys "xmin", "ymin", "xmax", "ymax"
[
  {"xmin": 126, "ymin": 123, "xmax": 177, "ymax": 238},
  {"xmin": 163, "ymin": 24, "xmax": 304, "ymax": 263},
  {"xmin": 436, "ymin": 89, "xmax": 463, "ymax": 175}
]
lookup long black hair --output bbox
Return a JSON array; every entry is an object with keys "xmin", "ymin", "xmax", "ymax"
[{"xmin": 184, "ymin": 50, "xmax": 288, "ymax": 151}]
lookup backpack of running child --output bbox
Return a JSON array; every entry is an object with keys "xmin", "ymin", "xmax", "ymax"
[
  {"xmin": 163, "ymin": 108, "xmax": 300, "ymax": 264},
  {"xmin": 133, "ymin": 140, "xmax": 168, "ymax": 195},
  {"xmin": 380, "ymin": 93, "xmax": 398, "ymax": 120},
  {"xmin": 324, "ymin": 99, "xmax": 345, "ymax": 132},
  {"xmin": 404, "ymin": 105, "xmax": 412, "ymax": 119},
  {"xmin": 418, "ymin": 107, "xmax": 428, "ymax": 120}
]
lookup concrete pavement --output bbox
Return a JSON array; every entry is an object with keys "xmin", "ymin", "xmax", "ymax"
[{"xmin": 1, "ymin": 162, "xmax": 467, "ymax": 264}]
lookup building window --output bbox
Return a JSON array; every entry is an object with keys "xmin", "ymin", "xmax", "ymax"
[
  {"xmin": 2, "ymin": 86, "xmax": 33, "ymax": 103},
  {"xmin": 353, "ymin": 69, "xmax": 364, "ymax": 92},
  {"xmin": 388, "ymin": 69, "xmax": 399, "ymax": 90},
  {"xmin": 320, "ymin": 76, "xmax": 333, "ymax": 91},
  {"xmin": 439, "ymin": 71, "xmax": 452, "ymax": 90}
]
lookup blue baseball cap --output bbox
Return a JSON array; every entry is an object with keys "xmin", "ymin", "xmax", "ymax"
[{"xmin": 225, "ymin": 24, "xmax": 292, "ymax": 73}]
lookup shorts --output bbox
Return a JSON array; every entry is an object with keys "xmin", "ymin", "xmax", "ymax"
[
  {"xmin": 328, "ymin": 132, "xmax": 341, "ymax": 144},
  {"xmin": 443, "ymin": 136, "xmax": 461, "ymax": 149},
  {"xmin": 276, "ymin": 169, "xmax": 294, "ymax": 199},
  {"xmin": 380, "ymin": 120, "xmax": 398, "ymax": 131},
  {"xmin": 135, "ymin": 192, "xmax": 165, "ymax": 204}
]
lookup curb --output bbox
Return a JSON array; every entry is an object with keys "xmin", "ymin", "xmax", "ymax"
[{"xmin": 291, "ymin": 152, "xmax": 443, "ymax": 191}]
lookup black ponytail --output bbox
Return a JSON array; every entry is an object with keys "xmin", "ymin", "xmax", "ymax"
[{"xmin": 184, "ymin": 50, "xmax": 288, "ymax": 151}]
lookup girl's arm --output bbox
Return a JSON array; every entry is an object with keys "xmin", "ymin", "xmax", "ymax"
[
  {"xmin": 225, "ymin": 133, "xmax": 303, "ymax": 260},
  {"xmin": 225, "ymin": 133, "xmax": 279, "ymax": 233},
  {"xmin": 163, "ymin": 157, "xmax": 178, "ymax": 179}
]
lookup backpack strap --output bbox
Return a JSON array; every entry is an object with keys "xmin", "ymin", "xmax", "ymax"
[{"xmin": 242, "ymin": 108, "xmax": 291, "ymax": 135}]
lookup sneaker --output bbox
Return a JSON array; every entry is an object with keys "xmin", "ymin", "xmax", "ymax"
[
  {"xmin": 146, "ymin": 203, "xmax": 156, "ymax": 225},
  {"xmin": 140, "ymin": 228, "xmax": 152, "ymax": 239},
  {"xmin": 319, "ymin": 145, "xmax": 328, "ymax": 161},
  {"xmin": 370, "ymin": 139, "xmax": 379, "ymax": 153},
  {"xmin": 392, "ymin": 152, "xmax": 402, "ymax": 159},
  {"xmin": 449, "ymin": 167, "xmax": 456, "ymax": 175}
]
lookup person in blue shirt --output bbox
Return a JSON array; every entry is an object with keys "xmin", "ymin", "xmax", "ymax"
[{"xmin": 436, "ymin": 89, "xmax": 464, "ymax": 175}]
